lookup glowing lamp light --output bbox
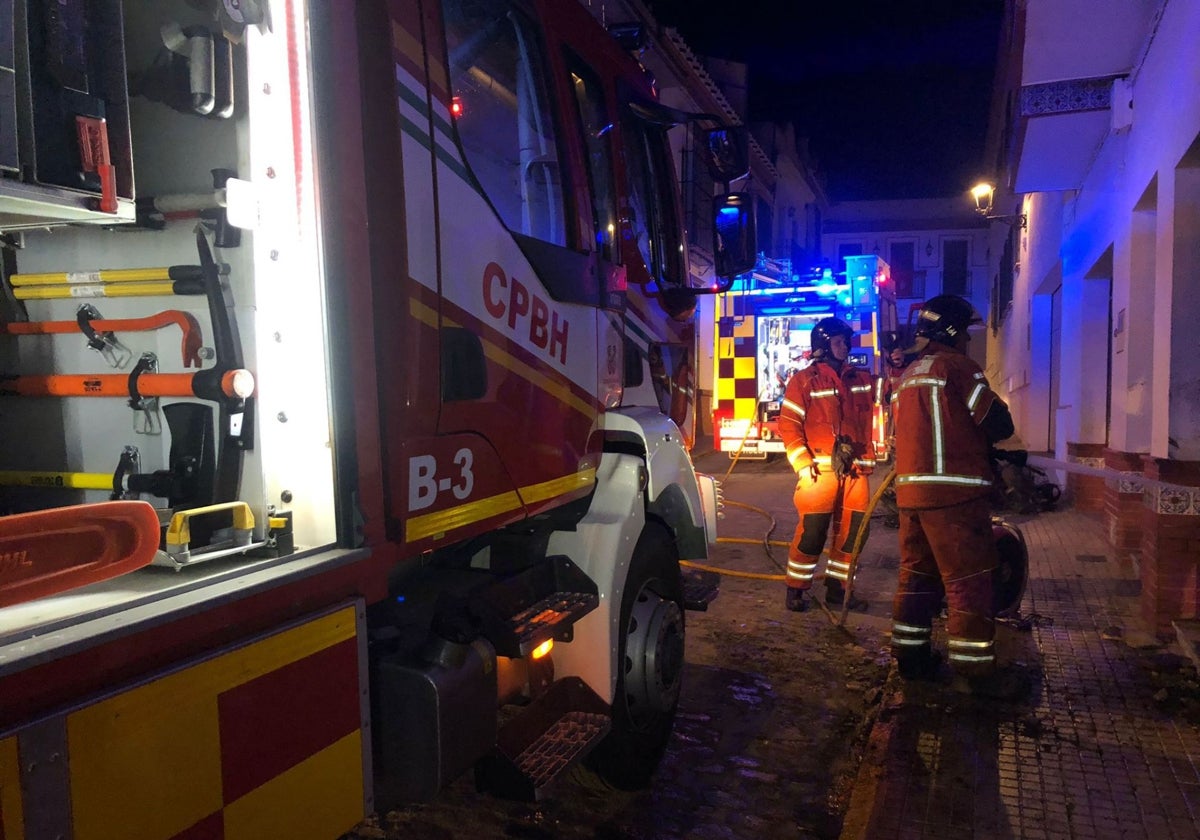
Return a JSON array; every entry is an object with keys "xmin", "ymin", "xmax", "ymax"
[
  {"xmin": 971, "ymin": 182, "xmax": 995, "ymax": 214},
  {"xmin": 970, "ymin": 181, "xmax": 1028, "ymax": 229},
  {"xmin": 530, "ymin": 639, "xmax": 554, "ymax": 659},
  {"xmin": 450, "ymin": 96, "xmax": 464, "ymax": 119}
]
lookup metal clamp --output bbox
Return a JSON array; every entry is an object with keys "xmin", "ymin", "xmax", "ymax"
[
  {"xmin": 127, "ymin": 353, "xmax": 162, "ymax": 435},
  {"xmin": 77, "ymin": 304, "xmax": 133, "ymax": 369}
]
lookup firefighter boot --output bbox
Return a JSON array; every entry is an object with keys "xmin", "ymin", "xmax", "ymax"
[
  {"xmin": 824, "ymin": 579, "xmax": 868, "ymax": 612},
  {"xmin": 785, "ymin": 587, "xmax": 808, "ymax": 612}
]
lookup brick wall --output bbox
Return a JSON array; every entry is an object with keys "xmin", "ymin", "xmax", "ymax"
[
  {"xmin": 1067, "ymin": 442, "xmax": 1106, "ymax": 512},
  {"xmin": 1139, "ymin": 457, "xmax": 1200, "ymax": 639}
]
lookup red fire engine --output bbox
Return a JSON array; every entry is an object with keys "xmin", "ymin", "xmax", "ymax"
[
  {"xmin": 712, "ymin": 254, "xmax": 898, "ymax": 460},
  {"xmin": 0, "ymin": 1, "xmax": 754, "ymax": 835}
]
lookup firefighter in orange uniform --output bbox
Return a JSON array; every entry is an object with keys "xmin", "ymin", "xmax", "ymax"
[
  {"xmin": 778, "ymin": 317, "xmax": 876, "ymax": 612},
  {"xmin": 889, "ymin": 295, "xmax": 1022, "ymax": 696}
]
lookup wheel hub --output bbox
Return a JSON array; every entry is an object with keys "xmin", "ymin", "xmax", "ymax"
[{"xmin": 624, "ymin": 585, "xmax": 685, "ymax": 726}]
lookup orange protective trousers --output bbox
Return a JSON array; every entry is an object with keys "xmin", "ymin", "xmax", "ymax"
[
  {"xmin": 891, "ymin": 497, "xmax": 999, "ymax": 675},
  {"xmin": 786, "ymin": 471, "xmax": 870, "ymax": 592}
]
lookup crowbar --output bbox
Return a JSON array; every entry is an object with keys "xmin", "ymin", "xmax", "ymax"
[{"xmin": 0, "ymin": 308, "xmax": 204, "ymax": 367}]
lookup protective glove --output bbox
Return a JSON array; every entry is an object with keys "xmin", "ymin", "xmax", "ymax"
[
  {"xmin": 832, "ymin": 435, "xmax": 856, "ymax": 479},
  {"xmin": 806, "ymin": 462, "xmax": 820, "ymax": 483}
]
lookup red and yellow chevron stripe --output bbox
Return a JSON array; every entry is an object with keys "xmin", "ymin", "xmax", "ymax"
[{"xmin": 0, "ymin": 604, "xmax": 366, "ymax": 840}]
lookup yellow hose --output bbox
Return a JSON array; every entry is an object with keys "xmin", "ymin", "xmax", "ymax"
[
  {"xmin": 680, "ymin": 559, "xmax": 784, "ymax": 581},
  {"xmin": 836, "ymin": 466, "xmax": 896, "ymax": 626},
  {"xmin": 682, "ymin": 466, "xmax": 897, "ymax": 607}
]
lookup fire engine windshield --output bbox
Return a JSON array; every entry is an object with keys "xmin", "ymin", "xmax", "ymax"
[
  {"xmin": 443, "ymin": 0, "xmax": 567, "ymax": 247},
  {"xmin": 620, "ymin": 98, "xmax": 686, "ymax": 289}
]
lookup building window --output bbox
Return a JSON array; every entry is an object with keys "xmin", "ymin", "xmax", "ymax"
[
  {"xmin": 837, "ymin": 242, "xmax": 862, "ymax": 267},
  {"xmin": 942, "ymin": 239, "xmax": 969, "ymax": 296},
  {"xmin": 997, "ymin": 229, "xmax": 1015, "ymax": 319},
  {"xmin": 889, "ymin": 241, "xmax": 917, "ymax": 298}
]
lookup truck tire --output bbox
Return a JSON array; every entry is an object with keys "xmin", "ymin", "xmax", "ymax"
[{"xmin": 583, "ymin": 522, "xmax": 685, "ymax": 790}]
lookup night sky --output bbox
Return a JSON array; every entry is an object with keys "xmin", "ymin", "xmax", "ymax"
[{"xmin": 645, "ymin": 0, "xmax": 1005, "ymax": 202}]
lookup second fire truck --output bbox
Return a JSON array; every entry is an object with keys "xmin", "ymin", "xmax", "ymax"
[{"xmin": 712, "ymin": 254, "xmax": 898, "ymax": 460}]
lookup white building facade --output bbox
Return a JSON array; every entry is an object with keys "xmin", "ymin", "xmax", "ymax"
[{"xmin": 986, "ymin": 0, "xmax": 1200, "ymax": 635}]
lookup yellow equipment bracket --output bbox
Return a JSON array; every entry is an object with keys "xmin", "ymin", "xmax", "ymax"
[{"xmin": 166, "ymin": 500, "xmax": 255, "ymax": 547}]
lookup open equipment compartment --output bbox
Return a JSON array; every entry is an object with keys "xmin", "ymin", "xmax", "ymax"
[{"xmin": 0, "ymin": 0, "xmax": 336, "ymax": 638}]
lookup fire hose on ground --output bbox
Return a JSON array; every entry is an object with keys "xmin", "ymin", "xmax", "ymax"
[{"xmin": 681, "ymin": 466, "xmax": 897, "ymax": 628}]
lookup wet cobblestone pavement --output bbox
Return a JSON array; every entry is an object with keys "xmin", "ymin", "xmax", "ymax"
[
  {"xmin": 348, "ymin": 452, "xmax": 1200, "ymax": 839},
  {"xmin": 842, "ymin": 500, "xmax": 1200, "ymax": 840}
]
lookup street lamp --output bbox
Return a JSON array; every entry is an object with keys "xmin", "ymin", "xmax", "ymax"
[{"xmin": 971, "ymin": 182, "xmax": 1027, "ymax": 230}]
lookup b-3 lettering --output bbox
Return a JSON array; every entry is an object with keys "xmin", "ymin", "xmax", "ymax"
[
  {"xmin": 408, "ymin": 448, "xmax": 476, "ymax": 511},
  {"xmin": 483, "ymin": 262, "xmax": 569, "ymax": 365}
]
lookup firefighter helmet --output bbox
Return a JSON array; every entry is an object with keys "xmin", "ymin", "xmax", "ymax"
[
  {"xmin": 913, "ymin": 295, "xmax": 982, "ymax": 346},
  {"xmin": 810, "ymin": 317, "xmax": 853, "ymax": 359}
]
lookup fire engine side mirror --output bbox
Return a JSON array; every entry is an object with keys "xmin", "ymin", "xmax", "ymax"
[
  {"xmin": 714, "ymin": 192, "xmax": 756, "ymax": 282},
  {"xmin": 702, "ymin": 127, "xmax": 749, "ymax": 183}
]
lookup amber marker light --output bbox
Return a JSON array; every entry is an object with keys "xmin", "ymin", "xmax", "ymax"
[
  {"xmin": 222, "ymin": 368, "xmax": 256, "ymax": 398},
  {"xmin": 530, "ymin": 639, "xmax": 554, "ymax": 660}
]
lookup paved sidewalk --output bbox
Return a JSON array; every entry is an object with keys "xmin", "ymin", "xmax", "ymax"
[{"xmin": 839, "ymin": 507, "xmax": 1200, "ymax": 840}]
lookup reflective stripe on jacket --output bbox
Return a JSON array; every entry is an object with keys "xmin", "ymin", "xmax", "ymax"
[
  {"xmin": 893, "ymin": 343, "xmax": 1004, "ymax": 508},
  {"xmin": 778, "ymin": 360, "xmax": 875, "ymax": 474}
]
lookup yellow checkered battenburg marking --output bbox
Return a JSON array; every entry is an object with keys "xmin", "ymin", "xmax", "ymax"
[{"xmin": 4, "ymin": 605, "xmax": 366, "ymax": 840}]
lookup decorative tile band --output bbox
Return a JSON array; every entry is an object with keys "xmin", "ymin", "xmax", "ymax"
[
  {"xmin": 1107, "ymin": 470, "xmax": 1144, "ymax": 495},
  {"xmin": 1142, "ymin": 483, "xmax": 1200, "ymax": 516},
  {"xmin": 1071, "ymin": 456, "xmax": 1106, "ymax": 469},
  {"xmin": 1020, "ymin": 77, "xmax": 1114, "ymax": 117}
]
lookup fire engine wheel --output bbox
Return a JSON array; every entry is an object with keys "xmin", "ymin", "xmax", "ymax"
[{"xmin": 583, "ymin": 522, "xmax": 685, "ymax": 791}]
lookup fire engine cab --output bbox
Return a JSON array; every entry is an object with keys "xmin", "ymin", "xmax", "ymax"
[
  {"xmin": 712, "ymin": 254, "xmax": 898, "ymax": 460},
  {"xmin": 0, "ymin": 0, "xmax": 756, "ymax": 836}
]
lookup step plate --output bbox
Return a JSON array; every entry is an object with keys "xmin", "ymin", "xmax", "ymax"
[
  {"xmin": 683, "ymin": 568, "xmax": 720, "ymax": 611},
  {"xmin": 512, "ymin": 710, "xmax": 609, "ymax": 789},
  {"xmin": 508, "ymin": 591, "xmax": 598, "ymax": 654}
]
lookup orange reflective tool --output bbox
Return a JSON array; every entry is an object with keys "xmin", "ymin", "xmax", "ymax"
[
  {"xmin": 0, "ymin": 309, "xmax": 204, "ymax": 367},
  {"xmin": 0, "ymin": 368, "xmax": 254, "ymax": 401},
  {"xmin": 0, "ymin": 500, "xmax": 161, "ymax": 608}
]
